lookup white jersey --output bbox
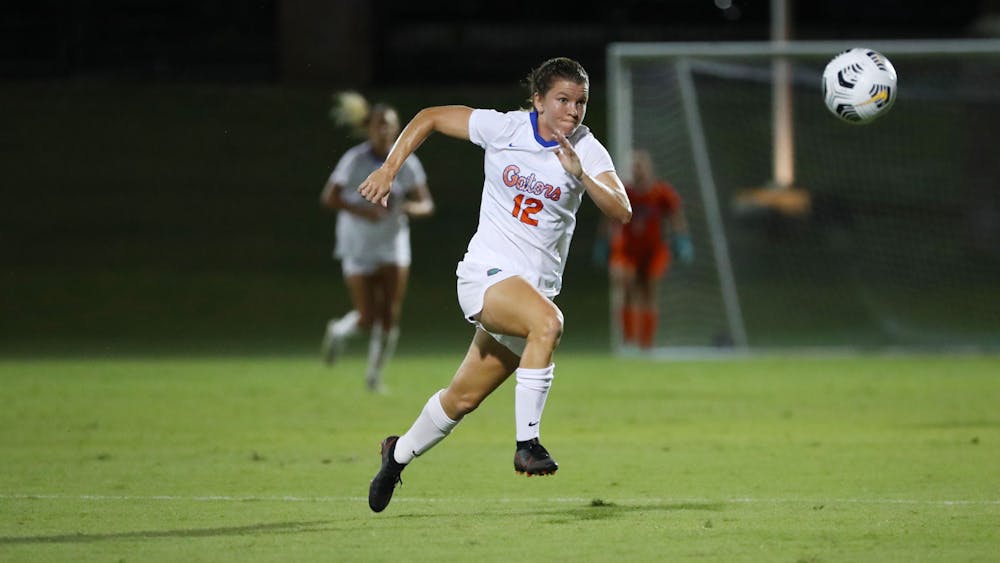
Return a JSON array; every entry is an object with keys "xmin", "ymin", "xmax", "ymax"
[
  {"xmin": 328, "ymin": 141, "xmax": 426, "ymax": 261},
  {"xmin": 463, "ymin": 109, "xmax": 615, "ymax": 296}
]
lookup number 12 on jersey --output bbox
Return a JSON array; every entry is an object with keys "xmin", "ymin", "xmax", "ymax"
[{"xmin": 512, "ymin": 194, "xmax": 543, "ymax": 226}]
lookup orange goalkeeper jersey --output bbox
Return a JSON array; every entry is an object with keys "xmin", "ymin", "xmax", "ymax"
[{"xmin": 609, "ymin": 181, "xmax": 682, "ymax": 277}]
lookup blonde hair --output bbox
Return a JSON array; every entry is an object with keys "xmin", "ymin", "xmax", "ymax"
[
  {"xmin": 329, "ymin": 91, "xmax": 370, "ymax": 135},
  {"xmin": 330, "ymin": 91, "xmax": 398, "ymax": 139}
]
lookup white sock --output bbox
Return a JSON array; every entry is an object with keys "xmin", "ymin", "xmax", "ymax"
[
  {"xmin": 383, "ymin": 326, "xmax": 400, "ymax": 364},
  {"xmin": 331, "ymin": 310, "xmax": 361, "ymax": 339},
  {"xmin": 366, "ymin": 324, "xmax": 385, "ymax": 370},
  {"xmin": 366, "ymin": 326, "xmax": 399, "ymax": 389},
  {"xmin": 515, "ymin": 364, "xmax": 555, "ymax": 442},
  {"xmin": 393, "ymin": 390, "xmax": 458, "ymax": 465},
  {"xmin": 365, "ymin": 324, "xmax": 386, "ymax": 390}
]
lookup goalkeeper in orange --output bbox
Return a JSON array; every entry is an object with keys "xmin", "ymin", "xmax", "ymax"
[{"xmin": 603, "ymin": 149, "xmax": 693, "ymax": 349}]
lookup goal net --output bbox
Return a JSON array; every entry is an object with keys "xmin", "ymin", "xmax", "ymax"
[{"xmin": 606, "ymin": 39, "xmax": 1000, "ymax": 354}]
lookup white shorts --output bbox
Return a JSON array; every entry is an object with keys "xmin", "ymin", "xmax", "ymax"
[
  {"xmin": 336, "ymin": 220, "xmax": 411, "ymax": 276},
  {"xmin": 455, "ymin": 259, "xmax": 528, "ymax": 356},
  {"xmin": 341, "ymin": 252, "xmax": 411, "ymax": 276}
]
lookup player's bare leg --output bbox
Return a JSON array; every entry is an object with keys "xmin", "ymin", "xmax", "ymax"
[
  {"xmin": 611, "ymin": 266, "xmax": 638, "ymax": 347},
  {"xmin": 323, "ymin": 273, "xmax": 376, "ymax": 366},
  {"xmin": 635, "ymin": 274, "xmax": 659, "ymax": 349},
  {"xmin": 477, "ymin": 276, "xmax": 562, "ymax": 369},
  {"xmin": 365, "ymin": 265, "xmax": 408, "ymax": 392},
  {"xmin": 370, "ymin": 277, "xmax": 565, "ymax": 512},
  {"xmin": 477, "ymin": 277, "xmax": 562, "ymax": 475},
  {"xmin": 369, "ymin": 329, "xmax": 513, "ymax": 512},
  {"xmin": 438, "ymin": 328, "xmax": 520, "ymax": 419}
]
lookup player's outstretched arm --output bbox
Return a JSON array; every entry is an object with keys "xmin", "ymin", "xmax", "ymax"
[{"xmin": 358, "ymin": 106, "xmax": 472, "ymax": 206}]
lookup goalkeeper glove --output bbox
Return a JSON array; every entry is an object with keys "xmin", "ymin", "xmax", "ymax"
[
  {"xmin": 592, "ymin": 237, "xmax": 610, "ymax": 269},
  {"xmin": 671, "ymin": 233, "xmax": 695, "ymax": 265}
]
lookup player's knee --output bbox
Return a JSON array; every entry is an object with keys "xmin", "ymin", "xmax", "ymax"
[{"xmin": 530, "ymin": 306, "xmax": 564, "ymax": 350}]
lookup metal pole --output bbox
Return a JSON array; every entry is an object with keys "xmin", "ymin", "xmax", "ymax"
[{"xmin": 772, "ymin": 0, "xmax": 794, "ymax": 188}]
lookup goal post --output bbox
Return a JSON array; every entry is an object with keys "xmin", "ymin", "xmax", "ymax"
[{"xmin": 606, "ymin": 39, "xmax": 1000, "ymax": 355}]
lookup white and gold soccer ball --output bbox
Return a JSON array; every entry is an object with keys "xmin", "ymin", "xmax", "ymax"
[{"xmin": 822, "ymin": 48, "xmax": 897, "ymax": 124}]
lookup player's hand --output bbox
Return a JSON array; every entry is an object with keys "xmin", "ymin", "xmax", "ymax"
[
  {"xmin": 358, "ymin": 167, "xmax": 393, "ymax": 208},
  {"xmin": 553, "ymin": 130, "xmax": 583, "ymax": 180}
]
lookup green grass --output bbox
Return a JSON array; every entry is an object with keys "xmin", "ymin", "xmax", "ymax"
[{"xmin": 2, "ymin": 353, "xmax": 999, "ymax": 561}]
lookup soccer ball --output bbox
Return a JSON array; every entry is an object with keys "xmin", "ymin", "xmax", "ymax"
[{"xmin": 821, "ymin": 48, "xmax": 897, "ymax": 124}]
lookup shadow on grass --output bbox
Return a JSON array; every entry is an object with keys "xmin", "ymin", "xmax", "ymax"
[
  {"xmin": 0, "ymin": 520, "xmax": 336, "ymax": 545},
  {"xmin": 2, "ymin": 502, "xmax": 729, "ymax": 543},
  {"xmin": 540, "ymin": 500, "xmax": 727, "ymax": 523},
  {"xmin": 388, "ymin": 500, "xmax": 726, "ymax": 522}
]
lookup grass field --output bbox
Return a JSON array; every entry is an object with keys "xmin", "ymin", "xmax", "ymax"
[{"xmin": 2, "ymin": 352, "xmax": 998, "ymax": 561}]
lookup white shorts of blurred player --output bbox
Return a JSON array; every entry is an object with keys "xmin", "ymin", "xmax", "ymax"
[
  {"xmin": 340, "ymin": 246, "xmax": 412, "ymax": 277},
  {"xmin": 456, "ymin": 259, "xmax": 539, "ymax": 357},
  {"xmin": 336, "ymin": 222, "xmax": 411, "ymax": 276}
]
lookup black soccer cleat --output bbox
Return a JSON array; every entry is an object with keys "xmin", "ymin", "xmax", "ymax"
[
  {"xmin": 368, "ymin": 435, "xmax": 406, "ymax": 512},
  {"xmin": 514, "ymin": 438, "xmax": 558, "ymax": 476}
]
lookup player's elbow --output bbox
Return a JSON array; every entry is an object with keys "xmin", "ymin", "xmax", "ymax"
[
  {"xmin": 409, "ymin": 201, "xmax": 434, "ymax": 218},
  {"xmin": 615, "ymin": 204, "xmax": 632, "ymax": 224},
  {"xmin": 600, "ymin": 199, "xmax": 631, "ymax": 224},
  {"xmin": 420, "ymin": 195, "xmax": 436, "ymax": 217},
  {"xmin": 320, "ymin": 183, "xmax": 341, "ymax": 210}
]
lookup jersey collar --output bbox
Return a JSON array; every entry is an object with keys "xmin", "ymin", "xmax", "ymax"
[{"xmin": 529, "ymin": 111, "xmax": 559, "ymax": 148}]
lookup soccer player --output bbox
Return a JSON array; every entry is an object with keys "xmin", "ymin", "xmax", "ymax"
[
  {"xmin": 607, "ymin": 149, "xmax": 693, "ymax": 350},
  {"xmin": 320, "ymin": 93, "xmax": 435, "ymax": 393},
  {"xmin": 356, "ymin": 57, "xmax": 632, "ymax": 512}
]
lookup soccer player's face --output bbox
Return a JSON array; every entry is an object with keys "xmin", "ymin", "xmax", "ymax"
[
  {"xmin": 533, "ymin": 79, "xmax": 588, "ymax": 139},
  {"xmin": 632, "ymin": 151, "xmax": 653, "ymax": 185},
  {"xmin": 368, "ymin": 109, "xmax": 400, "ymax": 156}
]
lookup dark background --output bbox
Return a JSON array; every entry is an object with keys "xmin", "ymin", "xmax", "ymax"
[
  {"xmin": 3, "ymin": 1, "xmax": 994, "ymax": 84},
  {"xmin": 2, "ymin": 1, "xmax": 998, "ymax": 357}
]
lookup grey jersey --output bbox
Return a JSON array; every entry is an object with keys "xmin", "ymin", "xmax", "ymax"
[{"xmin": 328, "ymin": 141, "xmax": 426, "ymax": 260}]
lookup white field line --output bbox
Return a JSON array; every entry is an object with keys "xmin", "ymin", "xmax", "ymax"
[{"xmin": 1, "ymin": 493, "xmax": 998, "ymax": 506}]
